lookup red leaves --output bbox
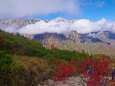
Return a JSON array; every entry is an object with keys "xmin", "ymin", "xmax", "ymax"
[
  {"xmin": 88, "ymin": 80, "xmax": 95, "ymax": 86},
  {"xmin": 50, "ymin": 44, "xmax": 57, "ymax": 50},
  {"xmin": 0, "ymin": 33, "xmax": 6, "ymax": 47},
  {"xmin": 2, "ymin": 38, "xmax": 6, "ymax": 41},
  {"xmin": 94, "ymin": 73, "xmax": 100, "ymax": 78},
  {"xmin": 53, "ymin": 62, "xmax": 74, "ymax": 81},
  {"xmin": 53, "ymin": 57, "xmax": 112, "ymax": 85}
]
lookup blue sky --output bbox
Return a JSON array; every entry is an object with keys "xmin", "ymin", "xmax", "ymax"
[
  {"xmin": 81, "ymin": 0, "xmax": 115, "ymax": 21},
  {"xmin": 0, "ymin": 0, "xmax": 115, "ymax": 21},
  {"xmin": 34, "ymin": 0, "xmax": 115, "ymax": 21}
]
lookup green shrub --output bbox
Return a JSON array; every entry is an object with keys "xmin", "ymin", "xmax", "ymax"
[{"xmin": 0, "ymin": 51, "xmax": 12, "ymax": 85}]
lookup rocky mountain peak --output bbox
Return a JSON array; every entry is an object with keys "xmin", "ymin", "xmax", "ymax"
[{"xmin": 53, "ymin": 17, "xmax": 68, "ymax": 22}]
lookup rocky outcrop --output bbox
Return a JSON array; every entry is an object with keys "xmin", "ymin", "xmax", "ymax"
[{"xmin": 37, "ymin": 76, "xmax": 87, "ymax": 86}]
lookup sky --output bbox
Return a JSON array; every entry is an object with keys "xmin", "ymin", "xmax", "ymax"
[
  {"xmin": 0, "ymin": 0, "xmax": 115, "ymax": 34},
  {"xmin": 34, "ymin": 0, "xmax": 115, "ymax": 21},
  {"xmin": 0, "ymin": 0, "xmax": 115, "ymax": 21}
]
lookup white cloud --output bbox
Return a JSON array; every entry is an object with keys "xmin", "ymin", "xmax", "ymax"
[
  {"xmin": 0, "ymin": 23, "xmax": 19, "ymax": 33},
  {"xmin": 2, "ymin": 18, "xmax": 114, "ymax": 34},
  {"xmin": 0, "ymin": 0, "xmax": 80, "ymax": 18},
  {"xmin": 0, "ymin": 0, "xmax": 105, "ymax": 18},
  {"xmin": 17, "ymin": 21, "xmax": 72, "ymax": 34}
]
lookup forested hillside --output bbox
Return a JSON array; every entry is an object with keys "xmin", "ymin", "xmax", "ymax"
[{"xmin": 0, "ymin": 30, "xmax": 111, "ymax": 86}]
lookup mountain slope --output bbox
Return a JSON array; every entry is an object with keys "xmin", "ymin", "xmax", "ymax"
[{"xmin": 34, "ymin": 31, "xmax": 115, "ymax": 56}]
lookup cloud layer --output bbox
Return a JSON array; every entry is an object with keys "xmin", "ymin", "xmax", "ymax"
[
  {"xmin": 2, "ymin": 18, "xmax": 115, "ymax": 34},
  {"xmin": 0, "ymin": 0, "xmax": 105, "ymax": 18},
  {"xmin": 0, "ymin": 0, "xmax": 80, "ymax": 18}
]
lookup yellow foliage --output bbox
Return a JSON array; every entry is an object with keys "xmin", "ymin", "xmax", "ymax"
[{"xmin": 11, "ymin": 55, "xmax": 53, "ymax": 85}]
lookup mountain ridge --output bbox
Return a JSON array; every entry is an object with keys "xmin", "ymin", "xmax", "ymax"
[
  {"xmin": 33, "ymin": 31, "xmax": 115, "ymax": 56},
  {"xmin": 0, "ymin": 18, "xmax": 115, "ymax": 56}
]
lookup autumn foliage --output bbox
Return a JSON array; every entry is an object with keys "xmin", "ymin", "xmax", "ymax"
[
  {"xmin": 50, "ymin": 44, "xmax": 57, "ymax": 50},
  {"xmin": 53, "ymin": 56, "xmax": 112, "ymax": 85},
  {"xmin": 0, "ymin": 33, "xmax": 6, "ymax": 48}
]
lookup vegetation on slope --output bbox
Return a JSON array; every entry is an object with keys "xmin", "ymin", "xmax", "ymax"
[{"xmin": 0, "ymin": 30, "xmax": 112, "ymax": 86}]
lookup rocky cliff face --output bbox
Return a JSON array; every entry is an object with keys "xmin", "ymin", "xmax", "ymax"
[
  {"xmin": 33, "ymin": 31, "xmax": 115, "ymax": 56},
  {"xmin": 0, "ymin": 19, "xmax": 39, "ymax": 28}
]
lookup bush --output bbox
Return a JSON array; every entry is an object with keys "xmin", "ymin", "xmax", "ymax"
[
  {"xmin": 24, "ymin": 46, "xmax": 47, "ymax": 57},
  {"xmin": 0, "ymin": 51, "xmax": 12, "ymax": 85},
  {"xmin": 53, "ymin": 56, "xmax": 112, "ymax": 86},
  {"xmin": 11, "ymin": 55, "xmax": 53, "ymax": 86}
]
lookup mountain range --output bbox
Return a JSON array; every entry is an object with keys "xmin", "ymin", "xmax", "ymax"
[
  {"xmin": 0, "ymin": 17, "xmax": 115, "ymax": 56},
  {"xmin": 33, "ymin": 31, "xmax": 115, "ymax": 56}
]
